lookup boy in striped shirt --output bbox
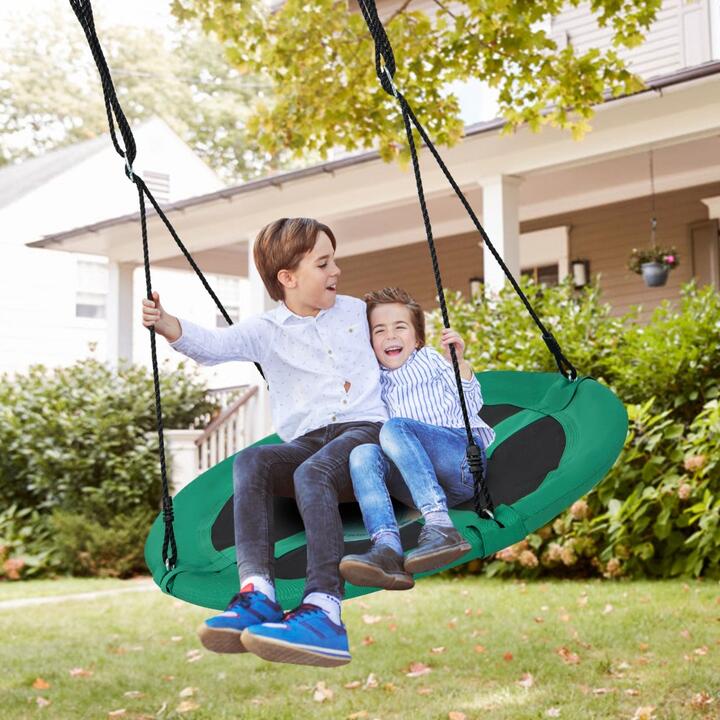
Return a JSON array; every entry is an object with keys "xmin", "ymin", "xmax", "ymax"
[{"xmin": 340, "ymin": 287, "xmax": 495, "ymax": 590}]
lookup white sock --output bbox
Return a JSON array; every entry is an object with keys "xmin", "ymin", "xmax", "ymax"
[
  {"xmin": 303, "ymin": 592, "xmax": 342, "ymax": 625},
  {"xmin": 240, "ymin": 574, "xmax": 276, "ymax": 602}
]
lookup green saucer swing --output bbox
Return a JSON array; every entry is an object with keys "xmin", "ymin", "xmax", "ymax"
[
  {"xmin": 71, "ymin": 0, "xmax": 628, "ymax": 613},
  {"xmin": 146, "ymin": 370, "xmax": 626, "ymax": 610}
]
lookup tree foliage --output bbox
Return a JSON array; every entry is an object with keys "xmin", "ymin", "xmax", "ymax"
[
  {"xmin": 171, "ymin": 0, "xmax": 658, "ymax": 165},
  {"xmin": 0, "ymin": 1, "xmax": 302, "ymax": 181}
]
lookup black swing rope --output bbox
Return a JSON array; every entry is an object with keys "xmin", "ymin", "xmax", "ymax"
[
  {"xmin": 356, "ymin": 0, "xmax": 578, "ymax": 525},
  {"xmin": 69, "ymin": 0, "xmax": 580, "ymax": 566},
  {"xmin": 70, "ymin": 0, "xmax": 259, "ymax": 570}
]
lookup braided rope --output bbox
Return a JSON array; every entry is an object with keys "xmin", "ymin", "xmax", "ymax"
[{"xmin": 69, "ymin": 0, "xmax": 263, "ymax": 570}]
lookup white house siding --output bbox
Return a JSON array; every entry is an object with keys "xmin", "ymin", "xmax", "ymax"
[
  {"xmin": 551, "ymin": 0, "xmax": 714, "ymax": 80},
  {"xmin": 0, "ymin": 117, "xmax": 252, "ymax": 385}
]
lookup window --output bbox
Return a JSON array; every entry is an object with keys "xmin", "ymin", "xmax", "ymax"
[
  {"xmin": 76, "ymin": 259, "xmax": 108, "ymax": 319},
  {"xmin": 521, "ymin": 263, "xmax": 560, "ymax": 286},
  {"xmin": 211, "ymin": 274, "xmax": 242, "ymax": 327}
]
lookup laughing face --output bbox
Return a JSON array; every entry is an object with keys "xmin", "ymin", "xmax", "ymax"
[{"xmin": 369, "ymin": 303, "xmax": 420, "ymax": 370}]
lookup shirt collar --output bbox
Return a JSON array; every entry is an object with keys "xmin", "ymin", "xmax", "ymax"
[{"xmin": 275, "ymin": 300, "xmax": 329, "ymax": 325}]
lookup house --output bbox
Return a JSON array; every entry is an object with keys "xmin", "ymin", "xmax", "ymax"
[
  {"xmin": 0, "ymin": 116, "xmax": 257, "ymax": 389},
  {"xmin": 23, "ymin": 0, "xmax": 720, "ymax": 486}
]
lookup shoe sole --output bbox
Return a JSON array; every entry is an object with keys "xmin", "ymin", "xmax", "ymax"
[
  {"xmin": 339, "ymin": 558, "xmax": 415, "ymax": 591},
  {"xmin": 403, "ymin": 540, "xmax": 472, "ymax": 575},
  {"xmin": 241, "ymin": 630, "xmax": 351, "ymax": 667},
  {"xmin": 197, "ymin": 623, "xmax": 248, "ymax": 654}
]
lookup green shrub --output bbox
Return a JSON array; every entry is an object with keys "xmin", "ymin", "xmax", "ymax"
[
  {"xmin": 49, "ymin": 507, "xmax": 156, "ymax": 578},
  {"xmin": 429, "ymin": 278, "xmax": 720, "ymax": 579},
  {"xmin": 0, "ymin": 504, "xmax": 59, "ymax": 581},
  {"xmin": 0, "ymin": 357, "xmax": 216, "ymax": 523}
]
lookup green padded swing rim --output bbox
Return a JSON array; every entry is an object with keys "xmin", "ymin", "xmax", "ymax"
[{"xmin": 145, "ymin": 371, "xmax": 627, "ymax": 610}]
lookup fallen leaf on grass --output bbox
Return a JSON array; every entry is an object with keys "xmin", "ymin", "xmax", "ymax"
[
  {"xmin": 387, "ymin": 623, "xmax": 397, "ymax": 632},
  {"xmin": 363, "ymin": 673, "xmax": 379, "ymax": 689},
  {"xmin": 448, "ymin": 712, "xmax": 467, "ymax": 720},
  {"xmin": 36, "ymin": 697, "xmax": 51, "ymax": 708},
  {"xmin": 631, "ymin": 706, "xmax": 656, "ymax": 720},
  {"xmin": 362, "ymin": 614, "xmax": 382, "ymax": 625},
  {"xmin": 430, "ymin": 646, "xmax": 446, "ymax": 654},
  {"xmin": 70, "ymin": 668, "xmax": 93, "ymax": 678},
  {"xmin": 534, "ymin": 616, "xmax": 545, "ymax": 624},
  {"xmin": 516, "ymin": 673, "xmax": 534, "ymax": 688},
  {"xmin": 185, "ymin": 649, "xmax": 203, "ymax": 663},
  {"xmin": 406, "ymin": 662, "xmax": 431, "ymax": 678},
  {"xmin": 417, "ymin": 687, "xmax": 433, "ymax": 695},
  {"xmin": 592, "ymin": 688, "xmax": 614, "ymax": 695},
  {"xmin": 108, "ymin": 710, "xmax": 126, "ymax": 718},
  {"xmin": 344, "ymin": 681, "xmax": 362, "ymax": 689},
  {"xmin": 347, "ymin": 712, "xmax": 369, "ymax": 719},
  {"xmin": 693, "ymin": 646, "xmax": 709, "ymax": 656},
  {"xmin": 383, "ymin": 682, "xmax": 398, "ymax": 692},
  {"xmin": 602, "ymin": 604, "xmax": 614, "ymax": 615},
  {"xmin": 32, "ymin": 678, "xmax": 50, "ymax": 690},
  {"xmin": 545, "ymin": 708, "xmax": 561, "ymax": 717},
  {"xmin": 556, "ymin": 646, "xmax": 580, "ymax": 664},
  {"xmin": 176, "ymin": 700, "xmax": 200, "ymax": 713},
  {"xmin": 503, "ymin": 652, "xmax": 513, "ymax": 662},
  {"xmin": 178, "ymin": 688, "xmax": 197, "ymax": 698},
  {"xmin": 313, "ymin": 681, "xmax": 333, "ymax": 702},
  {"xmin": 625, "ymin": 689, "xmax": 640, "ymax": 696},
  {"xmin": 474, "ymin": 645, "xmax": 486, "ymax": 653},
  {"xmin": 690, "ymin": 692, "xmax": 714, "ymax": 709},
  {"xmin": 170, "ymin": 636, "xmax": 183, "ymax": 642},
  {"xmin": 123, "ymin": 691, "xmax": 144, "ymax": 699},
  {"xmin": 362, "ymin": 636, "xmax": 375, "ymax": 646}
]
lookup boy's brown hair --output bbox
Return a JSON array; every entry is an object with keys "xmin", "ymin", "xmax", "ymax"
[
  {"xmin": 363, "ymin": 287, "xmax": 426, "ymax": 348},
  {"xmin": 253, "ymin": 218, "xmax": 337, "ymax": 302}
]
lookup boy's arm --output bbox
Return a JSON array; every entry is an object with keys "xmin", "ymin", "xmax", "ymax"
[{"xmin": 169, "ymin": 316, "xmax": 268, "ymax": 366}]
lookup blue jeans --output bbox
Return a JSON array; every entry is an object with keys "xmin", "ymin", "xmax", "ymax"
[{"xmin": 348, "ymin": 417, "xmax": 490, "ymax": 543}]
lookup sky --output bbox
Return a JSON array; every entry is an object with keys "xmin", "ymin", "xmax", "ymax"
[{"xmin": 0, "ymin": 0, "xmax": 175, "ymax": 36}]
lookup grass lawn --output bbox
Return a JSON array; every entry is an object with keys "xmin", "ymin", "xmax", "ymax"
[{"xmin": 1, "ymin": 575, "xmax": 718, "ymax": 720}]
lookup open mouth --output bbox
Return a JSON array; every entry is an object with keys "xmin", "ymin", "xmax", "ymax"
[
  {"xmin": 384, "ymin": 345, "xmax": 403, "ymax": 357},
  {"xmin": 326, "ymin": 283, "xmax": 337, "ymax": 292}
]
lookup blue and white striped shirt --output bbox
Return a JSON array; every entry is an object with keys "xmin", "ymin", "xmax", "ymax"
[{"xmin": 380, "ymin": 346, "xmax": 496, "ymax": 448}]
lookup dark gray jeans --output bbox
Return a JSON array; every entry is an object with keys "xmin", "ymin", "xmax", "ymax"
[{"xmin": 232, "ymin": 421, "xmax": 383, "ymax": 600}]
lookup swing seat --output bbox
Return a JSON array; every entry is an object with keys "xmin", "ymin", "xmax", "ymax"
[{"xmin": 145, "ymin": 370, "xmax": 627, "ymax": 610}]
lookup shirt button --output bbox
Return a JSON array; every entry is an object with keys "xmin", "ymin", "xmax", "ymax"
[
  {"xmin": 331, "ymin": 415, "xmax": 337, "ymax": 421},
  {"xmin": 328, "ymin": 349, "xmax": 333, "ymax": 354},
  {"xmin": 342, "ymin": 399, "xmax": 348, "ymax": 405}
]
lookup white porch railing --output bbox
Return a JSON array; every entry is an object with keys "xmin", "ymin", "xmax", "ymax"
[
  {"xmin": 162, "ymin": 384, "xmax": 260, "ymax": 494},
  {"xmin": 195, "ymin": 385, "xmax": 259, "ymax": 473}
]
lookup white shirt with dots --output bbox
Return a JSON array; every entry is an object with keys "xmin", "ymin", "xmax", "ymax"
[{"xmin": 169, "ymin": 294, "xmax": 388, "ymax": 442}]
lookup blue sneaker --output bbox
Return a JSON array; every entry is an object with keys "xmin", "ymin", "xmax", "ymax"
[
  {"xmin": 241, "ymin": 603, "xmax": 351, "ymax": 667},
  {"xmin": 198, "ymin": 586, "xmax": 284, "ymax": 654}
]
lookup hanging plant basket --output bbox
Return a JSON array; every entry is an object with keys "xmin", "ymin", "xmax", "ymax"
[
  {"xmin": 640, "ymin": 261, "xmax": 669, "ymax": 287},
  {"xmin": 628, "ymin": 246, "xmax": 679, "ymax": 288}
]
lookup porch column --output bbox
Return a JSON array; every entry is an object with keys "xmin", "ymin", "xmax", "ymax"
[
  {"xmin": 481, "ymin": 175, "xmax": 523, "ymax": 296},
  {"xmin": 107, "ymin": 260, "xmax": 135, "ymax": 367},
  {"xmin": 247, "ymin": 233, "xmax": 276, "ymax": 442}
]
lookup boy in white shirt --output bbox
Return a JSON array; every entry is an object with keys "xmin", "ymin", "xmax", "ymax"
[{"xmin": 142, "ymin": 218, "xmax": 387, "ymax": 668}]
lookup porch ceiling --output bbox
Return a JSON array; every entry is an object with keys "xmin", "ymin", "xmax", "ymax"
[{"xmin": 29, "ymin": 69, "xmax": 720, "ymax": 272}]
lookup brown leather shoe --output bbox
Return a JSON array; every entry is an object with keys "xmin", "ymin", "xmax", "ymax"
[
  {"xmin": 340, "ymin": 544, "xmax": 414, "ymax": 590},
  {"xmin": 403, "ymin": 524, "xmax": 471, "ymax": 575}
]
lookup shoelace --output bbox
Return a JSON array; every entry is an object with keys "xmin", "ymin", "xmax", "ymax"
[
  {"xmin": 226, "ymin": 591, "xmax": 257, "ymax": 611},
  {"xmin": 282, "ymin": 603, "xmax": 323, "ymax": 622}
]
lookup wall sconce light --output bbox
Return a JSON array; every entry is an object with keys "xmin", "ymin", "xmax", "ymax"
[
  {"xmin": 469, "ymin": 276, "xmax": 484, "ymax": 298},
  {"xmin": 570, "ymin": 259, "xmax": 590, "ymax": 289}
]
